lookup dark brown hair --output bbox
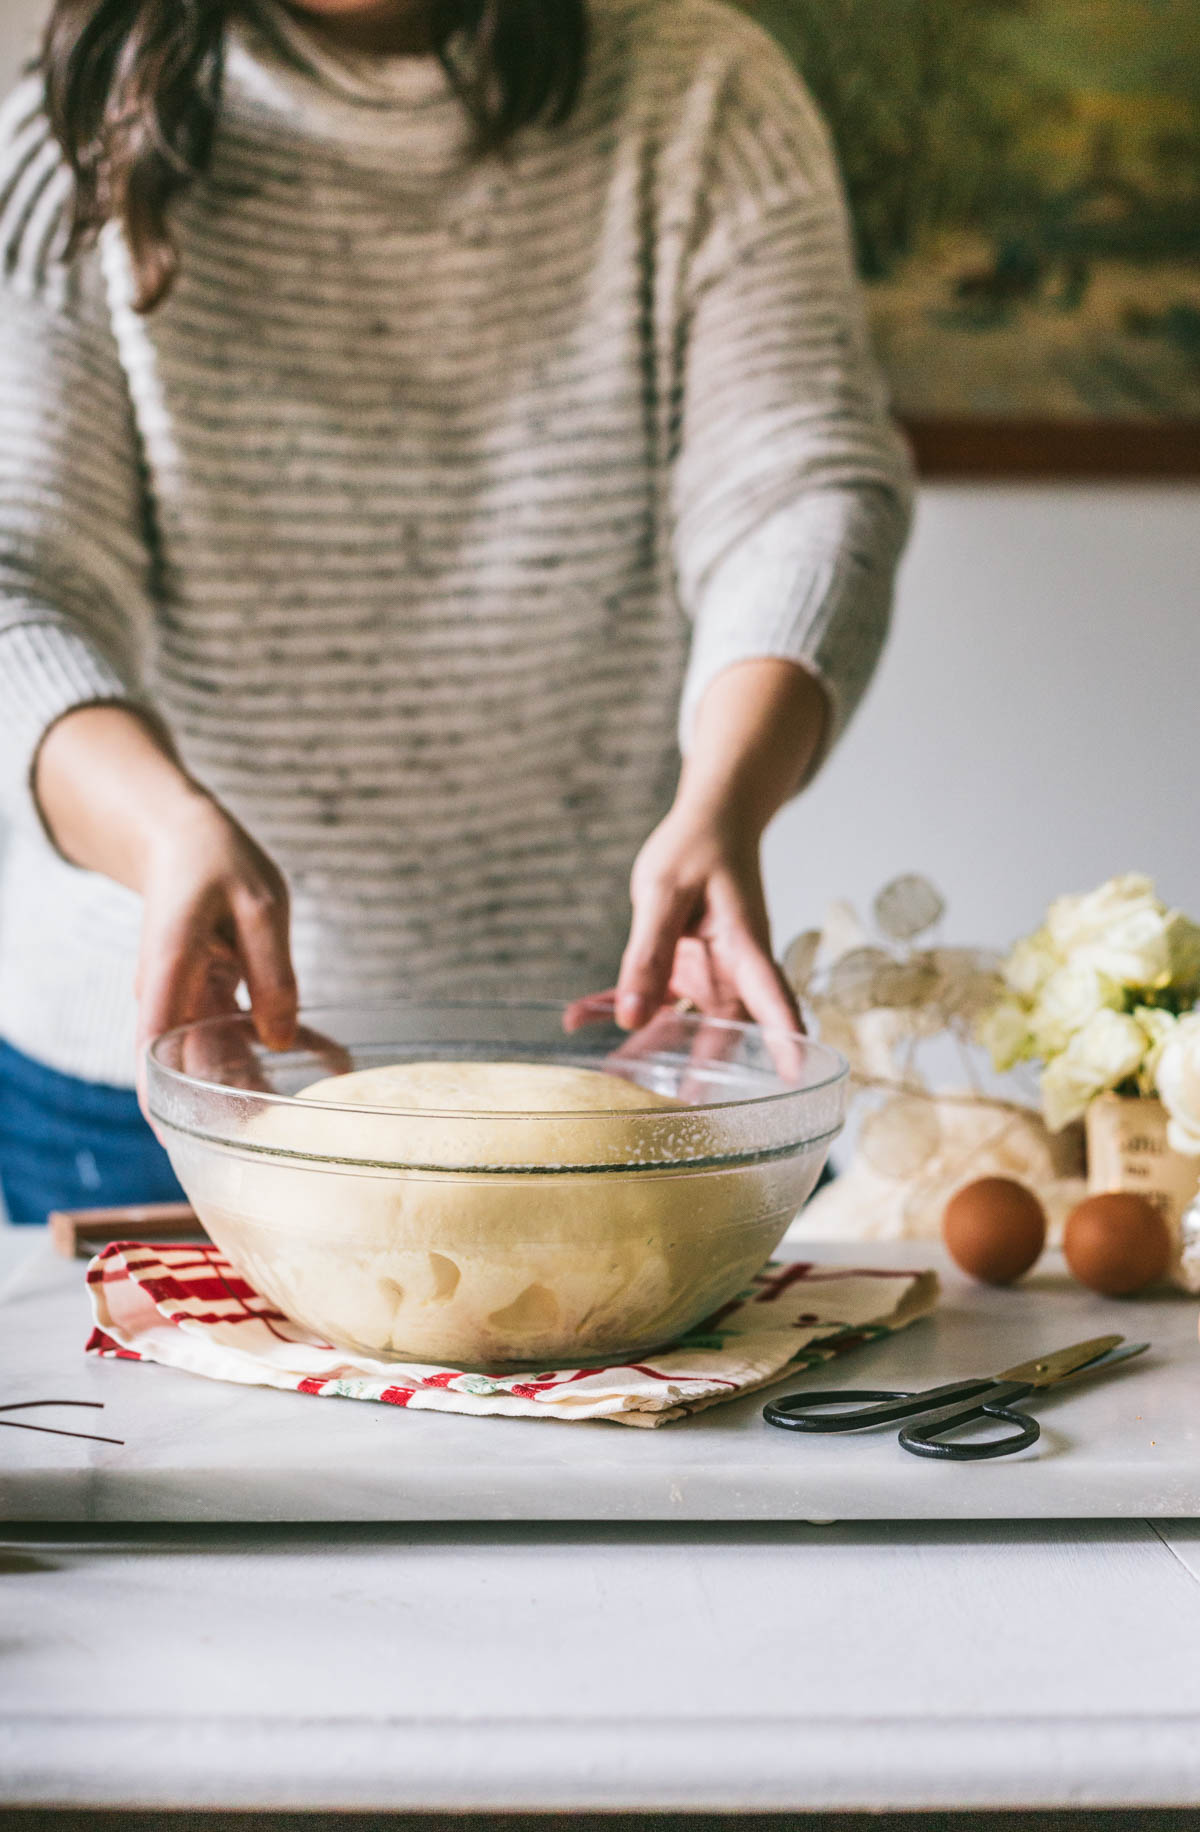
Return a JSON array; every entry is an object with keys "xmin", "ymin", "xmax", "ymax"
[{"xmin": 42, "ymin": 0, "xmax": 589, "ymax": 312}]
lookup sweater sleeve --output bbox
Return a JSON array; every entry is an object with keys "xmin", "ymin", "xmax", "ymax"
[
  {"xmin": 0, "ymin": 81, "xmax": 157, "ymax": 831},
  {"xmin": 671, "ymin": 27, "xmax": 914, "ymax": 771}
]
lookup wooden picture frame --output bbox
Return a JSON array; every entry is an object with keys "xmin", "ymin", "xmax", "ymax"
[{"xmin": 903, "ymin": 419, "xmax": 1200, "ymax": 482}]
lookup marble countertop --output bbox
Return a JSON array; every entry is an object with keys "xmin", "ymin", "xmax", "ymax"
[{"xmin": 2, "ymin": 1236, "xmax": 1198, "ymax": 1522}]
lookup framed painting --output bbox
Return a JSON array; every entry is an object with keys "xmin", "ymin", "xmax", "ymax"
[{"xmin": 741, "ymin": 0, "xmax": 1200, "ymax": 477}]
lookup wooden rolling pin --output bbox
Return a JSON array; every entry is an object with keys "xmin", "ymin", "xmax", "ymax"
[{"xmin": 48, "ymin": 1202, "xmax": 210, "ymax": 1260}]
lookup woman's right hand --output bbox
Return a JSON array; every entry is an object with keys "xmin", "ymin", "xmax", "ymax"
[
  {"xmin": 134, "ymin": 794, "xmax": 298, "ymax": 1069},
  {"xmin": 35, "ymin": 705, "xmax": 299, "ymax": 1104}
]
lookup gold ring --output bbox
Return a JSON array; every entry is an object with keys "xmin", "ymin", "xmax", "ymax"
[{"xmin": 672, "ymin": 997, "xmax": 700, "ymax": 1015}]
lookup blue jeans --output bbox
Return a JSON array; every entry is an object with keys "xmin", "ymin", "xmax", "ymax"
[{"xmin": 0, "ymin": 1038, "xmax": 185, "ymax": 1227}]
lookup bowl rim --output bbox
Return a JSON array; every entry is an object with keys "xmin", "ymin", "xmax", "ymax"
[{"xmin": 146, "ymin": 998, "xmax": 849, "ymax": 1124}]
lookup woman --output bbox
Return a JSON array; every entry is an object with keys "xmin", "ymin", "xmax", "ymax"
[{"xmin": 0, "ymin": 0, "xmax": 911, "ymax": 1226}]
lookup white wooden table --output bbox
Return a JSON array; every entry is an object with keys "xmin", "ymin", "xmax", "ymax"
[{"xmin": 2, "ymin": 1227, "xmax": 1198, "ymax": 1819}]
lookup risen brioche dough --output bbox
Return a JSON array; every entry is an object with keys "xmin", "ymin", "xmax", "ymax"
[
  {"xmin": 296, "ymin": 1059, "xmax": 687, "ymax": 1167},
  {"xmin": 302, "ymin": 1059, "xmax": 673, "ymax": 1114},
  {"xmin": 184, "ymin": 1061, "xmax": 800, "ymax": 1366}
]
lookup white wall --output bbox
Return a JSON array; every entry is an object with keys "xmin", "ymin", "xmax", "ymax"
[
  {"xmin": 765, "ymin": 484, "xmax": 1200, "ymax": 955},
  {"xmin": 4, "ymin": 1, "xmax": 1198, "ymax": 963}
]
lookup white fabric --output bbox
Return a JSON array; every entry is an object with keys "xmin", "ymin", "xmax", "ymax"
[{"xmin": 86, "ymin": 1240, "xmax": 940, "ymax": 1426}]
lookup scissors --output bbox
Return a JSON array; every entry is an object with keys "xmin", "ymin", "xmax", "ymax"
[{"xmin": 762, "ymin": 1334, "xmax": 1149, "ymax": 1461}]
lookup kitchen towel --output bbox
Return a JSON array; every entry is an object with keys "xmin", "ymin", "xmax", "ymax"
[{"xmin": 86, "ymin": 1242, "xmax": 939, "ymax": 1426}]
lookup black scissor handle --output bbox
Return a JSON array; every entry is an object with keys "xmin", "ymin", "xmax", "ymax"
[
  {"xmin": 764, "ymin": 1378, "xmax": 996, "ymax": 1434},
  {"xmin": 899, "ymin": 1388, "xmax": 1040, "ymax": 1461}
]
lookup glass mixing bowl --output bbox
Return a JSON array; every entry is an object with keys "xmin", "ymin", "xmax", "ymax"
[{"xmin": 147, "ymin": 1000, "xmax": 847, "ymax": 1368}]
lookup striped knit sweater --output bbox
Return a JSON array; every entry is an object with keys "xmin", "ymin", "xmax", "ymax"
[{"xmin": 0, "ymin": 0, "xmax": 912, "ymax": 1088}]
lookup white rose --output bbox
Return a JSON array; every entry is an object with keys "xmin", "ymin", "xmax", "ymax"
[
  {"xmin": 1071, "ymin": 1007, "xmax": 1148, "ymax": 1087},
  {"xmin": 1070, "ymin": 906, "xmax": 1171, "ymax": 990},
  {"xmin": 1040, "ymin": 1008, "xmax": 1147, "ymax": 1132},
  {"xmin": 1046, "ymin": 874, "xmax": 1158, "ymax": 954},
  {"xmin": 1134, "ymin": 1006, "xmax": 1177, "ymax": 1084},
  {"xmin": 978, "ymin": 998, "xmax": 1032, "ymax": 1072},
  {"xmin": 1166, "ymin": 913, "xmax": 1200, "ymax": 1000},
  {"xmin": 1029, "ymin": 962, "xmax": 1121, "ymax": 1057},
  {"xmin": 1155, "ymin": 1011, "xmax": 1200, "ymax": 1155},
  {"xmin": 1003, "ymin": 929, "xmax": 1060, "ymax": 1000}
]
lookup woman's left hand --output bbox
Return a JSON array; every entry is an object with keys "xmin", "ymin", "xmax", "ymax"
[
  {"xmin": 567, "ymin": 658, "xmax": 830, "ymax": 1046},
  {"xmin": 565, "ymin": 806, "xmax": 801, "ymax": 1038}
]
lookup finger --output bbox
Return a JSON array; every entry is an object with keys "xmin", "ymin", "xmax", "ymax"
[
  {"xmin": 562, "ymin": 990, "xmax": 696, "ymax": 1083},
  {"xmin": 602, "ymin": 1000, "xmax": 744, "ymax": 1108},
  {"xmin": 704, "ymin": 875, "xmax": 805, "ymax": 1029},
  {"xmin": 609, "ymin": 931, "xmax": 737, "ymax": 1086},
  {"xmin": 668, "ymin": 935, "xmax": 741, "ymax": 1017},
  {"xmin": 136, "ymin": 923, "xmax": 213, "ymax": 1050},
  {"xmin": 729, "ymin": 943, "xmax": 807, "ymax": 1082},
  {"xmin": 616, "ymin": 878, "xmax": 698, "ymax": 1030},
  {"xmin": 676, "ymin": 1016, "xmax": 742, "ymax": 1104},
  {"xmin": 292, "ymin": 1024, "xmax": 355, "ymax": 1080},
  {"xmin": 736, "ymin": 944, "xmax": 803, "ymax": 1034},
  {"xmin": 232, "ymin": 885, "xmax": 299, "ymax": 1052},
  {"xmin": 605, "ymin": 1003, "xmax": 693, "ymax": 1065},
  {"xmin": 174, "ymin": 1001, "xmax": 338, "ymax": 1097},
  {"xmin": 562, "ymin": 990, "xmax": 618, "ymax": 1034},
  {"xmin": 135, "ymin": 926, "xmax": 226, "ymax": 1123},
  {"xmin": 181, "ymin": 994, "xmax": 268, "ymax": 1094},
  {"xmin": 699, "ymin": 880, "xmax": 805, "ymax": 1073}
]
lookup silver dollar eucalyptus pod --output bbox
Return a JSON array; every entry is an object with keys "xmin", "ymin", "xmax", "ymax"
[
  {"xmin": 928, "ymin": 947, "xmax": 1005, "ymax": 1022},
  {"xmin": 826, "ymin": 946, "xmax": 893, "ymax": 1016},
  {"xmin": 873, "ymin": 957, "xmax": 942, "ymax": 1010},
  {"xmin": 873, "ymin": 874, "xmax": 946, "ymax": 943},
  {"xmin": 782, "ymin": 929, "xmax": 821, "ymax": 996}
]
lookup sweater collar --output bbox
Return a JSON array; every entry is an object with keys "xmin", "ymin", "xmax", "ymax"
[
  {"xmin": 221, "ymin": 3, "xmax": 477, "ymax": 179},
  {"xmin": 238, "ymin": 1, "xmax": 460, "ymax": 107}
]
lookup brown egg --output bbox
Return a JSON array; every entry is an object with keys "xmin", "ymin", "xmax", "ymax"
[
  {"xmin": 942, "ymin": 1177, "xmax": 1047, "ymax": 1285},
  {"xmin": 1063, "ymin": 1193, "xmax": 1171, "ymax": 1297}
]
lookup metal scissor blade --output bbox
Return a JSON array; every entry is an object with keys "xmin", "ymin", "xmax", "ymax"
[
  {"xmin": 998, "ymin": 1335, "xmax": 1127, "ymax": 1388},
  {"xmin": 1054, "ymin": 1340, "xmax": 1151, "ymax": 1382}
]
